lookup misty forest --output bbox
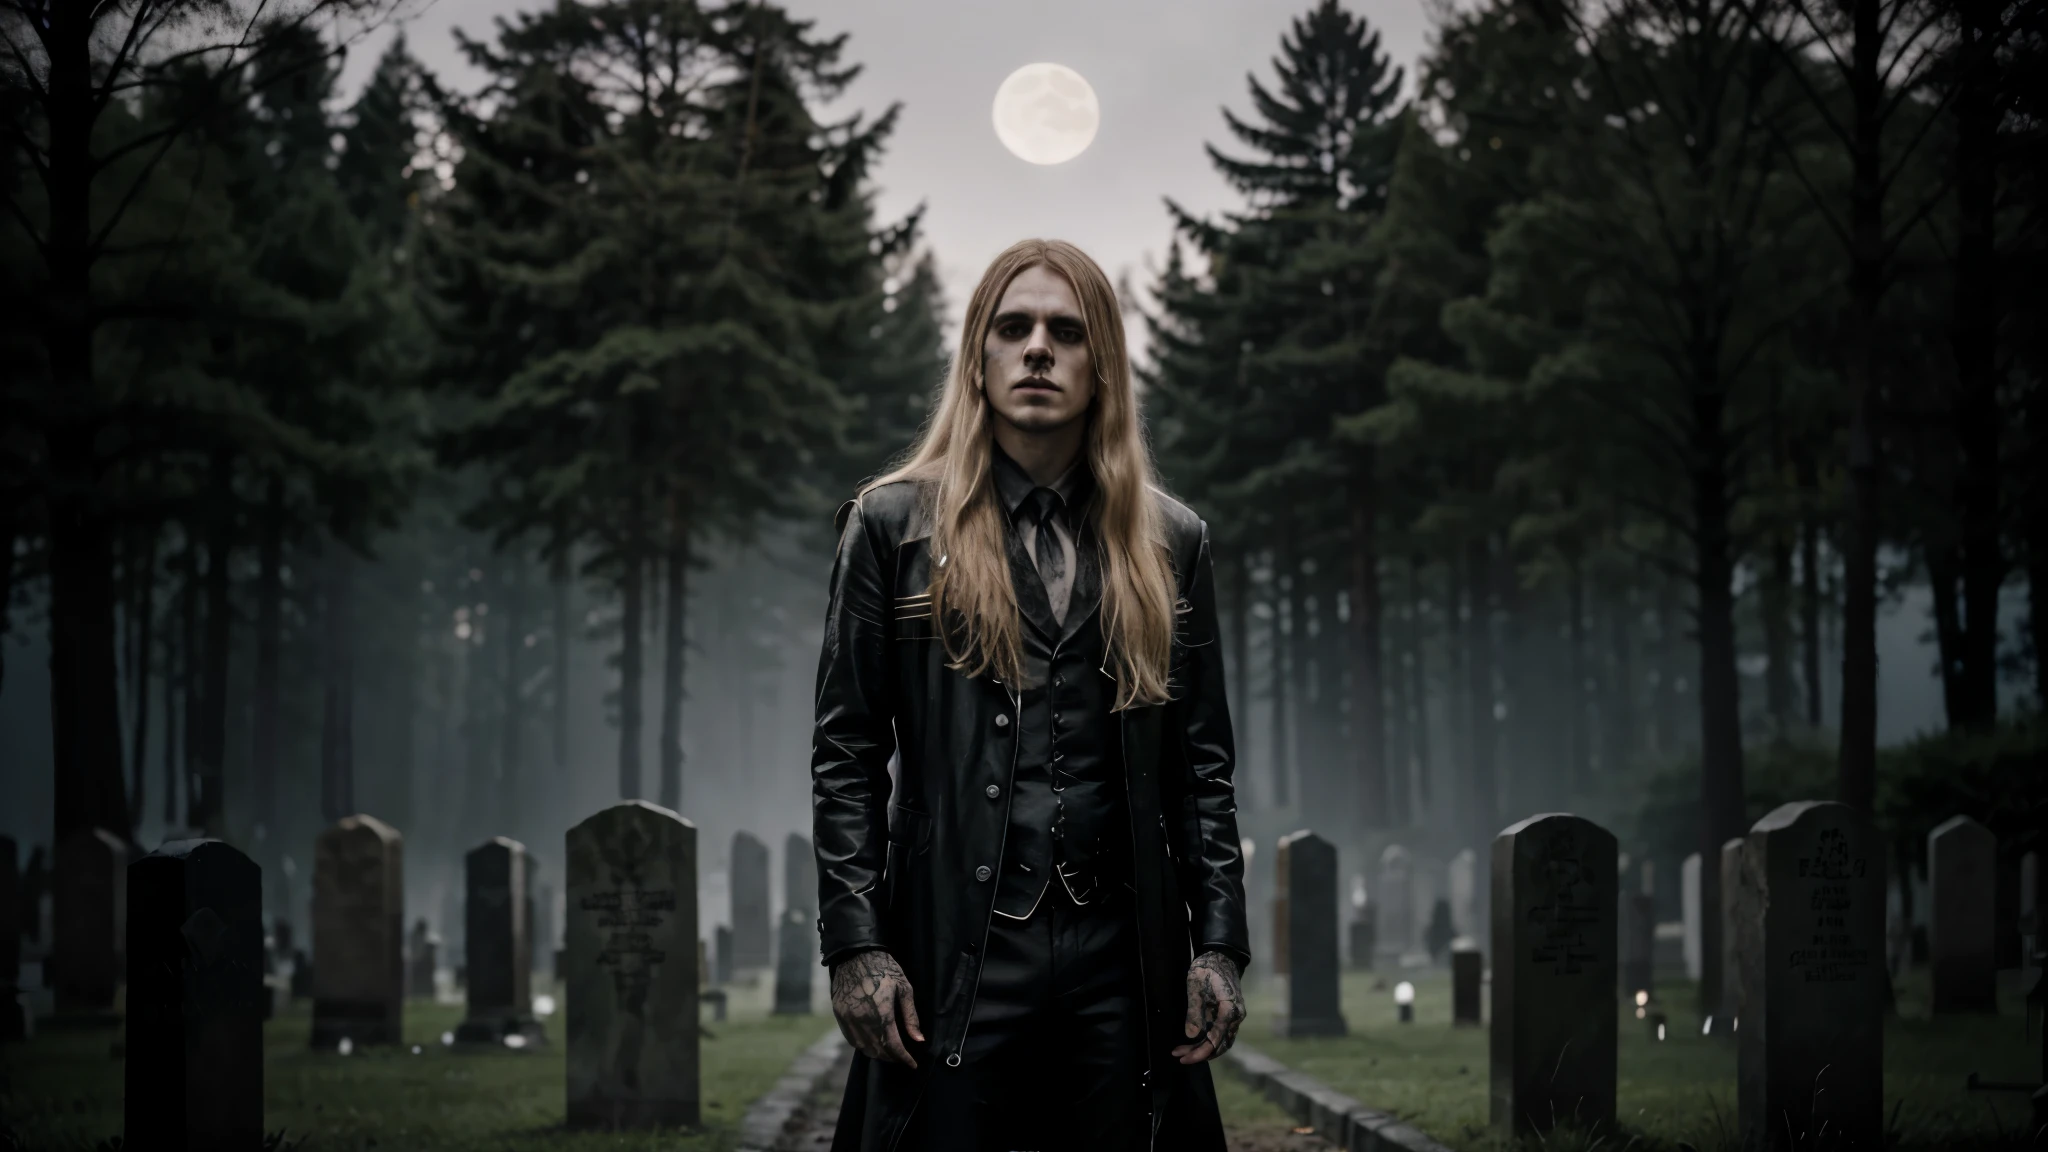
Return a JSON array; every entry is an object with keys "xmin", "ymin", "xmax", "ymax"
[{"xmin": 1, "ymin": 0, "xmax": 2044, "ymax": 1146}]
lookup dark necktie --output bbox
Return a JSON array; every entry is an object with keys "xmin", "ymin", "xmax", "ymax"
[{"xmin": 1025, "ymin": 487, "xmax": 1065, "ymax": 596}]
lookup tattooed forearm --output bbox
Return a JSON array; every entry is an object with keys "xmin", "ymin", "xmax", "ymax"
[
  {"xmin": 830, "ymin": 949, "xmax": 923, "ymax": 1067},
  {"xmin": 1174, "ymin": 950, "xmax": 1245, "ymax": 1064}
]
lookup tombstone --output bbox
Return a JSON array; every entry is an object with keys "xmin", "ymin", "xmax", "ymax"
[
  {"xmin": 773, "ymin": 909, "xmax": 813, "ymax": 1015},
  {"xmin": 455, "ymin": 837, "xmax": 544, "ymax": 1045},
  {"xmin": 51, "ymin": 827, "xmax": 128, "ymax": 1014},
  {"xmin": 1375, "ymin": 844, "xmax": 1413, "ymax": 967},
  {"xmin": 713, "ymin": 924, "xmax": 733, "ymax": 986},
  {"xmin": 311, "ymin": 814, "xmax": 403, "ymax": 1048},
  {"xmin": 1717, "ymin": 837, "xmax": 1744, "ymax": 1024},
  {"xmin": 566, "ymin": 801, "xmax": 700, "ymax": 1129},
  {"xmin": 406, "ymin": 919, "xmax": 439, "ymax": 999},
  {"xmin": 1490, "ymin": 813, "xmax": 1617, "ymax": 1140},
  {"xmin": 1681, "ymin": 853, "xmax": 1703, "ymax": 982},
  {"xmin": 1, "ymin": 836, "xmax": 22, "ymax": 1040},
  {"xmin": 1278, "ymin": 830, "xmax": 1345, "ymax": 1037},
  {"xmin": 785, "ymin": 834, "xmax": 816, "ymax": 919},
  {"xmin": 124, "ymin": 839, "xmax": 263, "ymax": 1151},
  {"xmin": 1448, "ymin": 849, "xmax": 1479, "ymax": 940},
  {"xmin": 729, "ymin": 832, "xmax": 771, "ymax": 972},
  {"xmin": 1452, "ymin": 945, "xmax": 1483, "ymax": 1026},
  {"xmin": 1924, "ymin": 816, "xmax": 1995, "ymax": 1013},
  {"xmin": 1734, "ymin": 801, "xmax": 1883, "ymax": 1152}
]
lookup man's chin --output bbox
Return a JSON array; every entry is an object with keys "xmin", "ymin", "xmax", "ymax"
[{"xmin": 991, "ymin": 406, "xmax": 1084, "ymax": 435}]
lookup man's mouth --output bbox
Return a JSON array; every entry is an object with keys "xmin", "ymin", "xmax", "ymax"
[{"xmin": 1016, "ymin": 376, "xmax": 1059, "ymax": 392}]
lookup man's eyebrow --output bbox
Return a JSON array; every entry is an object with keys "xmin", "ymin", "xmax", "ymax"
[{"xmin": 991, "ymin": 309, "xmax": 1086, "ymax": 328}]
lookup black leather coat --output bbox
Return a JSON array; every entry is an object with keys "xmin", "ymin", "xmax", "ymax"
[{"xmin": 811, "ymin": 479, "xmax": 1250, "ymax": 1152}]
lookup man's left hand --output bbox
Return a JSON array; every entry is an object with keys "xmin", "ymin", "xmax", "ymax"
[{"xmin": 1171, "ymin": 950, "xmax": 1244, "ymax": 1064}]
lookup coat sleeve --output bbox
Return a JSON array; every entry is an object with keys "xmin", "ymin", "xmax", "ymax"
[
  {"xmin": 1174, "ymin": 520, "xmax": 1252, "ymax": 974},
  {"xmin": 812, "ymin": 497, "xmax": 897, "ymax": 968}
]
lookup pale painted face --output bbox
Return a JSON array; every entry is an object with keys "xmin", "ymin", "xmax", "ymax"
[{"xmin": 980, "ymin": 264, "xmax": 1097, "ymax": 435}]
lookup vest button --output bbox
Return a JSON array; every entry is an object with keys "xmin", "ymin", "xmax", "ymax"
[
  {"xmin": 975, "ymin": 865, "xmax": 992, "ymax": 882},
  {"xmin": 994, "ymin": 714, "xmax": 1010, "ymax": 728},
  {"xmin": 985, "ymin": 784, "xmax": 1000, "ymax": 799}
]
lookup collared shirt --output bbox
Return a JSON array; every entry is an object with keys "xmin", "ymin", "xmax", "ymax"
[{"xmin": 990, "ymin": 445, "xmax": 1085, "ymax": 627}]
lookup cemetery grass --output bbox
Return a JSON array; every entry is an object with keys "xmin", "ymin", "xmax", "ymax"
[
  {"xmin": 0, "ymin": 982, "xmax": 829, "ymax": 1151},
  {"xmin": 1246, "ymin": 966, "xmax": 2040, "ymax": 1152}
]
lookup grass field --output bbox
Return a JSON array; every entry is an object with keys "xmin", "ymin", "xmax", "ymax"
[
  {"xmin": 1, "ymin": 977, "xmax": 827, "ymax": 1152},
  {"xmin": 1242, "ymin": 963, "xmax": 2041, "ymax": 1152}
]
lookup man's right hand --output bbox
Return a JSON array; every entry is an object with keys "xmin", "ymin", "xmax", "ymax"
[{"xmin": 830, "ymin": 949, "xmax": 924, "ymax": 1067}]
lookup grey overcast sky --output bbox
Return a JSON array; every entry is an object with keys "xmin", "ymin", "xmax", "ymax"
[{"xmin": 337, "ymin": 0, "xmax": 1440, "ymax": 359}]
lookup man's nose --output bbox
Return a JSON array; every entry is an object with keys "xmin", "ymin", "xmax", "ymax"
[{"xmin": 1024, "ymin": 334, "xmax": 1053, "ymax": 371}]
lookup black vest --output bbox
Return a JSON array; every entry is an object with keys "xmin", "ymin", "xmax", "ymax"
[{"xmin": 991, "ymin": 519, "xmax": 1130, "ymax": 919}]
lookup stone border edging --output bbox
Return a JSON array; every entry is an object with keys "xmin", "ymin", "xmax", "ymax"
[
  {"xmin": 1223, "ymin": 1044, "xmax": 1456, "ymax": 1152},
  {"xmin": 737, "ymin": 1028, "xmax": 847, "ymax": 1151}
]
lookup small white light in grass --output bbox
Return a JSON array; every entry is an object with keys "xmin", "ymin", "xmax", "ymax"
[
  {"xmin": 1657, "ymin": 1023, "xmax": 1667, "ymax": 1041},
  {"xmin": 1634, "ymin": 989, "xmax": 1649, "ymax": 1007},
  {"xmin": 337, "ymin": 1037, "xmax": 354, "ymax": 1056},
  {"xmin": 533, "ymin": 994, "xmax": 557, "ymax": 1017},
  {"xmin": 440, "ymin": 1031, "xmax": 455, "ymax": 1047},
  {"xmin": 1732, "ymin": 1017, "xmax": 1739, "ymax": 1033},
  {"xmin": 504, "ymin": 1033, "xmax": 528, "ymax": 1050},
  {"xmin": 1393, "ymin": 981, "xmax": 1415, "ymax": 1006},
  {"xmin": 1702, "ymin": 1015, "xmax": 1713, "ymax": 1035},
  {"xmin": 411, "ymin": 1045, "xmax": 422, "ymax": 1055}
]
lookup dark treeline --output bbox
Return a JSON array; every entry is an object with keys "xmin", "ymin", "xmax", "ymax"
[
  {"xmin": 1, "ymin": 0, "xmax": 943, "ymax": 925},
  {"xmin": 3, "ymin": 0, "xmax": 2044, "ymax": 1001},
  {"xmin": 1139, "ymin": 0, "xmax": 2044, "ymax": 1011}
]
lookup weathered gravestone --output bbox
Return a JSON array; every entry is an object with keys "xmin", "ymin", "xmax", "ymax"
[
  {"xmin": 124, "ymin": 840, "xmax": 263, "ymax": 1151},
  {"xmin": 566, "ymin": 801, "xmax": 699, "ymax": 1129},
  {"xmin": 1279, "ymin": 830, "xmax": 1345, "ymax": 1037},
  {"xmin": 729, "ymin": 833, "xmax": 771, "ymax": 972},
  {"xmin": 1928, "ymin": 815, "xmax": 1996, "ymax": 1014},
  {"xmin": 1681, "ymin": 852, "xmax": 1703, "ymax": 982},
  {"xmin": 456, "ymin": 837, "xmax": 544, "ymax": 1045},
  {"xmin": 773, "ymin": 909, "xmax": 813, "ymax": 1015},
  {"xmin": 1490, "ymin": 814, "xmax": 1617, "ymax": 1139},
  {"xmin": 1376, "ymin": 844, "xmax": 1413, "ymax": 965},
  {"xmin": 53, "ymin": 827, "xmax": 128, "ymax": 1014},
  {"xmin": 1449, "ymin": 848, "xmax": 1479, "ymax": 941},
  {"xmin": 311, "ymin": 814, "xmax": 403, "ymax": 1048},
  {"xmin": 2, "ymin": 835, "xmax": 22, "ymax": 1040},
  {"xmin": 1717, "ymin": 837, "xmax": 1744, "ymax": 1025},
  {"xmin": 713, "ymin": 924, "xmax": 733, "ymax": 986},
  {"xmin": 406, "ymin": 919, "xmax": 438, "ymax": 999},
  {"xmin": 1452, "ymin": 945, "xmax": 1483, "ymax": 1026},
  {"xmin": 1735, "ymin": 801, "xmax": 1883, "ymax": 1152}
]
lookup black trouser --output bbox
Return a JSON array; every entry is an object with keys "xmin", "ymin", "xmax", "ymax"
[{"xmin": 902, "ymin": 880, "xmax": 1149, "ymax": 1152}]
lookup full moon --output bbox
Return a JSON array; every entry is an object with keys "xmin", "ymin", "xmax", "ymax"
[{"xmin": 991, "ymin": 63, "xmax": 1100, "ymax": 166}]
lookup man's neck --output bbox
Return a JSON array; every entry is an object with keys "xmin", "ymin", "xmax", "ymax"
[{"xmin": 990, "ymin": 415, "xmax": 1086, "ymax": 487}]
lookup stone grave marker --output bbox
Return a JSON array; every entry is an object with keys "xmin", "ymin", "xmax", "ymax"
[
  {"xmin": 1279, "ymin": 830, "xmax": 1345, "ymax": 1037},
  {"xmin": 1734, "ymin": 801, "xmax": 1883, "ymax": 1152},
  {"xmin": 1452, "ymin": 945, "xmax": 1483, "ymax": 1026},
  {"xmin": 1681, "ymin": 852, "xmax": 1702, "ymax": 982},
  {"xmin": 311, "ymin": 814, "xmax": 403, "ymax": 1048},
  {"xmin": 2, "ymin": 835, "xmax": 21, "ymax": 1040},
  {"xmin": 124, "ymin": 839, "xmax": 263, "ymax": 1150},
  {"xmin": 1490, "ymin": 813, "xmax": 1617, "ymax": 1140},
  {"xmin": 1928, "ymin": 815, "xmax": 1996, "ymax": 1013},
  {"xmin": 566, "ymin": 801, "xmax": 699, "ymax": 1129},
  {"xmin": 1376, "ymin": 844, "xmax": 1413, "ymax": 966},
  {"xmin": 713, "ymin": 924, "xmax": 733, "ymax": 986},
  {"xmin": 406, "ymin": 918, "xmax": 438, "ymax": 999},
  {"xmin": 729, "ymin": 832, "xmax": 771, "ymax": 972},
  {"xmin": 1717, "ymin": 836, "xmax": 1744, "ymax": 1025},
  {"xmin": 773, "ymin": 909, "xmax": 813, "ymax": 1015},
  {"xmin": 456, "ymin": 837, "xmax": 543, "ymax": 1045},
  {"xmin": 53, "ymin": 827, "xmax": 129, "ymax": 1015},
  {"xmin": 1449, "ymin": 848, "xmax": 1479, "ymax": 940}
]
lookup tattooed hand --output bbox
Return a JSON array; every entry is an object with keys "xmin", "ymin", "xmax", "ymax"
[
  {"xmin": 830, "ymin": 949, "xmax": 924, "ymax": 1067},
  {"xmin": 1171, "ymin": 950, "xmax": 1245, "ymax": 1064}
]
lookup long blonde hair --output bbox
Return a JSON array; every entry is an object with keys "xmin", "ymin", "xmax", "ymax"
[{"xmin": 861, "ymin": 239, "xmax": 1175, "ymax": 710}]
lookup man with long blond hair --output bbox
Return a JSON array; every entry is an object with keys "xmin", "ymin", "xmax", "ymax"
[{"xmin": 811, "ymin": 239, "xmax": 1248, "ymax": 1151}]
